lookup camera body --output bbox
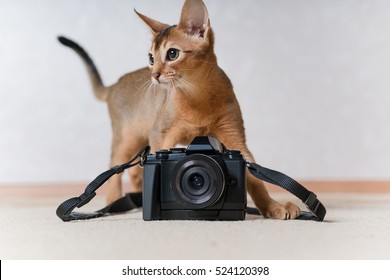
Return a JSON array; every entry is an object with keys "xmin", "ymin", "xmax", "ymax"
[{"xmin": 142, "ymin": 136, "xmax": 247, "ymax": 221}]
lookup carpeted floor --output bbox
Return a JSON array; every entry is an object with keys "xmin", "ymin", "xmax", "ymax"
[{"xmin": 0, "ymin": 186, "xmax": 390, "ymax": 260}]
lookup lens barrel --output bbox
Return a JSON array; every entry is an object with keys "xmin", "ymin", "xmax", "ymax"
[{"xmin": 171, "ymin": 154, "xmax": 225, "ymax": 208}]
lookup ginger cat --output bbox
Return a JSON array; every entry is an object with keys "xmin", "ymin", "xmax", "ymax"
[{"xmin": 59, "ymin": 0, "xmax": 300, "ymax": 219}]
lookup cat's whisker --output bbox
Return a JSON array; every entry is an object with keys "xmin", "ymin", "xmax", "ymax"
[
  {"xmin": 173, "ymin": 78, "xmax": 194, "ymax": 98},
  {"xmin": 136, "ymin": 76, "xmax": 149, "ymax": 82},
  {"xmin": 178, "ymin": 77, "xmax": 196, "ymax": 92},
  {"xmin": 138, "ymin": 79, "xmax": 153, "ymax": 95},
  {"xmin": 171, "ymin": 79, "xmax": 188, "ymax": 98},
  {"xmin": 193, "ymin": 59, "xmax": 216, "ymax": 65},
  {"xmin": 139, "ymin": 78, "xmax": 160, "ymax": 95},
  {"xmin": 178, "ymin": 68, "xmax": 197, "ymax": 71},
  {"xmin": 171, "ymin": 79, "xmax": 182, "ymax": 93},
  {"xmin": 170, "ymin": 79, "xmax": 177, "ymax": 91}
]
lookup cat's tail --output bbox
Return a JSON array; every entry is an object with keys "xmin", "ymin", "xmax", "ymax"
[{"xmin": 57, "ymin": 36, "xmax": 109, "ymax": 101}]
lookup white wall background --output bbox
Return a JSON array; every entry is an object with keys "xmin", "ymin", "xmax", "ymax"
[{"xmin": 1, "ymin": 0, "xmax": 390, "ymax": 183}]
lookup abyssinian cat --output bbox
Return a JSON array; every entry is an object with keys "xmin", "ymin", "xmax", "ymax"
[{"xmin": 59, "ymin": 0, "xmax": 300, "ymax": 219}]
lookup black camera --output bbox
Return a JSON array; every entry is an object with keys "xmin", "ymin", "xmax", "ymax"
[{"xmin": 142, "ymin": 136, "xmax": 247, "ymax": 221}]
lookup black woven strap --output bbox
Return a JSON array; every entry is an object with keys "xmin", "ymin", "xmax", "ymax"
[
  {"xmin": 246, "ymin": 161, "xmax": 326, "ymax": 221},
  {"xmin": 56, "ymin": 146, "xmax": 150, "ymax": 221}
]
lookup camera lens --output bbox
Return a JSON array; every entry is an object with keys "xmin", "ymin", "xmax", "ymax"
[
  {"xmin": 182, "ymin": 169, "xmax": 210, "ymax": 196},
  {"xmin": 171, "ymin": 154, "xmax": 225, "ymax": 209},
  {"xmin": 189, "ymin": 173, "xmax": 205, "ymax": 190}
]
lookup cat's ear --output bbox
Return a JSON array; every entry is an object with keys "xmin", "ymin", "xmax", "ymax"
[
  {"xmin": 135, "ymin": 9, "xmax": 170, "ymax": 34},
  {"xmin": 178, "ymin": 0, "xmax": 210, "ymax": 38}
]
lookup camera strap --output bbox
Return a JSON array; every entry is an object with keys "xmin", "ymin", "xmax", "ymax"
[
  {"xmin": 56, "ymin": 146, "xmax": 326, "ymax": 222},
  {"xmin": 245, "ymin": 162, "xmax": 326, "ymax": 221},
  {"xmin": 56, "ymin": 146, "xmax": 150, "ymax": 222}
]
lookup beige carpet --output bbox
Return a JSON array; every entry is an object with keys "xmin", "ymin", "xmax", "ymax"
[{"xmin": 1, "ymin": 188, "xmax": 390, "ymax": 260}]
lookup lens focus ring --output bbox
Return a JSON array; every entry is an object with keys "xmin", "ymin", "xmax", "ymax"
[{"xmin": 171, "ymin": 154, "xmax": 225, "ymax": 209}]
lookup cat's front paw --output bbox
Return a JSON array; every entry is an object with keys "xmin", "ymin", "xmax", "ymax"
[{"xmin": 262, "ymin": 201, "xmax": 300, "ymax": 220}]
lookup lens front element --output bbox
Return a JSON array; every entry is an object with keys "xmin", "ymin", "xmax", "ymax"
[
  {"xmin": 171, "ymin": 154, "xmax": 225, "ymax": 208},
  {"xmin": 188, "ymin": 173, "xmax": 206, "ymax": 192}
]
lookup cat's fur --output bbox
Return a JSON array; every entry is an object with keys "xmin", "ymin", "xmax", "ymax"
[{"xmin": 59, "ymin": 0, "xmax": 300, "ymax": 219}]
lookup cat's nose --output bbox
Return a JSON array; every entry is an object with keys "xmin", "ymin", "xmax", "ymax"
[{"xmin": 152, "ymin": 72, "xmax": 161, "ymax": 82}]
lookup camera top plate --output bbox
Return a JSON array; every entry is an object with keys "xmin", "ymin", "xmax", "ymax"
[{"xmin": 186, "ymin": 136, "xmax": 224, "ymax": 155}]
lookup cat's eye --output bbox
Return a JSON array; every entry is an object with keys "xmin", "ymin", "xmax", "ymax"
[
  {"xmin": 167, "ymin": 48, "xmax": 179, "ymax": 61},
  {"xmin": 149, "ymin": 53, "xmax": 154, "ymax": 65}
]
